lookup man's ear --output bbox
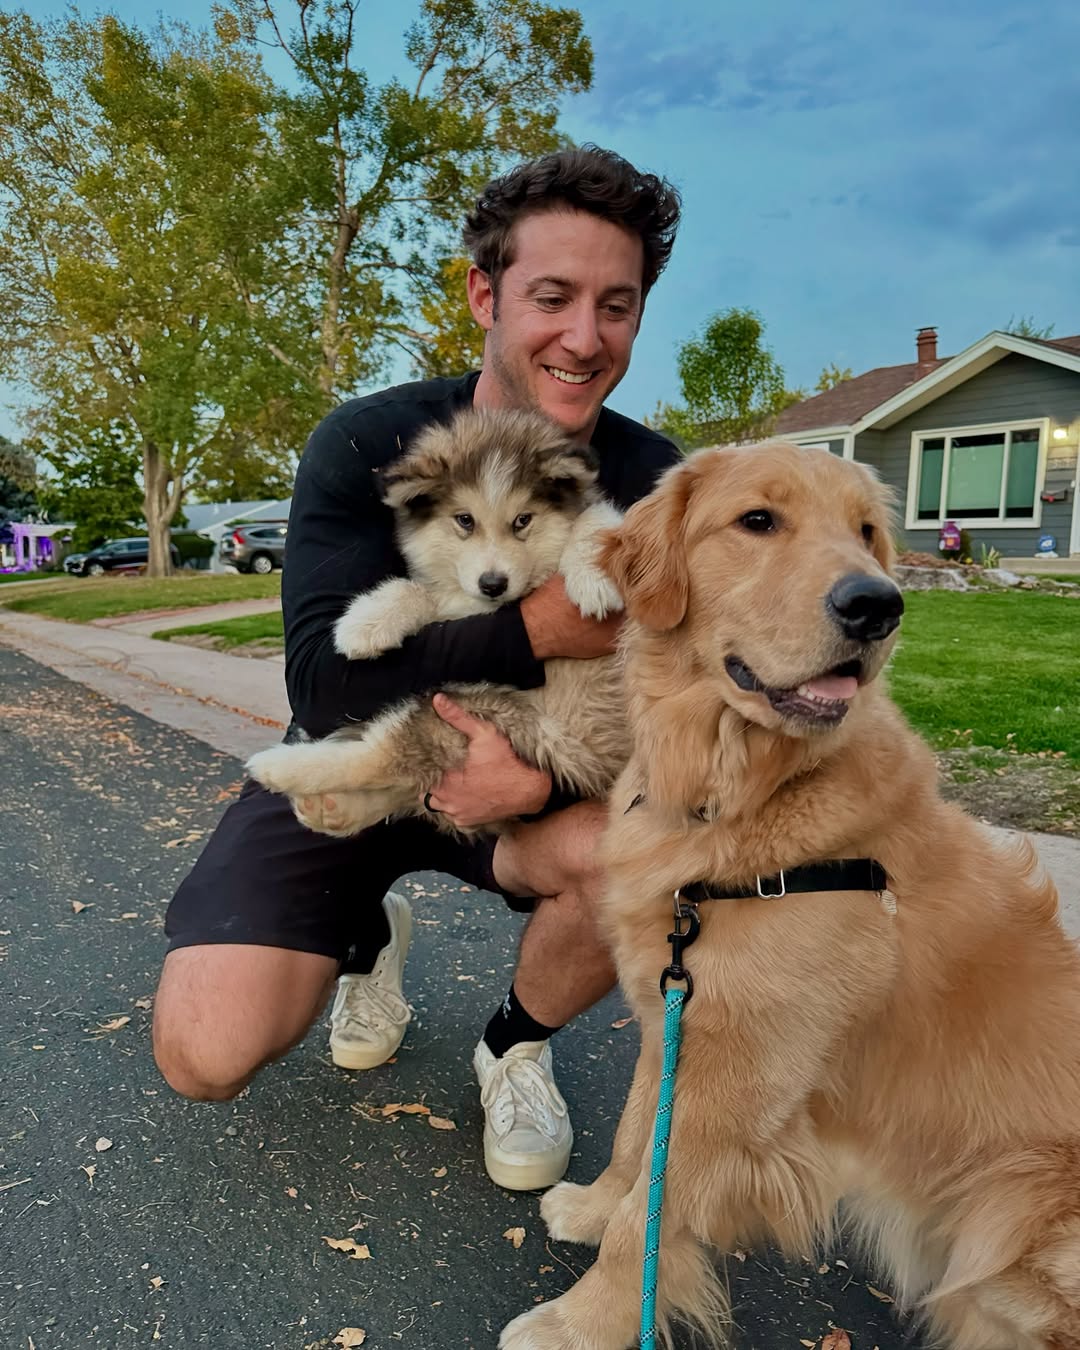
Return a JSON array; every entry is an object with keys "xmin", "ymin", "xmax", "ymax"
[
  {"xmin": 599, "ymin": 462, "xmax": 694, "ymax": 630},
  {"xmin": 466, "ymin": 264, "xmax": 496, "ymax": 332}
]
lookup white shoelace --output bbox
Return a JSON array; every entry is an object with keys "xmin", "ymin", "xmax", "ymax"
[
  {"xmin": 480, "ymin": 1056, "xmax": 567, "ymax": 1139},
  {"xmin": 336, "ymin": 980, "xmax": 409, "ymax": 1036}
]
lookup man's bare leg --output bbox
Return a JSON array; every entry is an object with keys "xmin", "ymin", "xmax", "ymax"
[{"xmin": 153, "ymin": 945, "xmax": 339, "ymax": 1101}]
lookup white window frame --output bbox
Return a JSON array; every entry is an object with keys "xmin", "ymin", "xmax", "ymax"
[
  {"xmin": 904, "ymin": 418, "xmax": 1049, "ymax": 530},
  {"xmin": 791, "ymin": 431, "xmax": 855, "ymax": 459}
]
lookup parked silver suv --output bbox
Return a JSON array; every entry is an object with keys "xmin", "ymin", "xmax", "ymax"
[{"xmin": 218, "ymin": 522, "xmax": 288, "ymax": 574}]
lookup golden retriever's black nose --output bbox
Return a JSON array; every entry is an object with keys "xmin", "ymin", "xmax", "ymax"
[
  {"xmin": 827, "ymin": 573, "xmax": 904, "ymax": 642},
  {"xmin": 479, "ymin": 571, "xmax": 509, "ymax": 598}
]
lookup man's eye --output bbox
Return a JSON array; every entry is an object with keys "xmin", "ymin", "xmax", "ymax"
[
  {"xmin": 536, "ymin": 295, "xmax": 565, "ymax": 309},
  {"xmin": 454, "ymin": 513, "xmax": 475, "ymax": 532},
  {"xmin": 513, "ymin": 513, "xmax": 533, "ymax": 532}
]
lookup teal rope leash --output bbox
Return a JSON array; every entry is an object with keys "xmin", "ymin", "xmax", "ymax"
[{"xmin": 640, "ymin": 984, "xmax": 687, "ymax": 1349}]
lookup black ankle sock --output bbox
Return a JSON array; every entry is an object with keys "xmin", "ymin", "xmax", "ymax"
[
  {"xmin": 483, "ymin": 984, "xmax": 562, "ymax": 1059},
  {"xmin": 344, "ymin": 900, "xmax": 392, "ymax": 975}
]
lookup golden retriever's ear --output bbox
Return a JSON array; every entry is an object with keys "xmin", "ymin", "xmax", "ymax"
[{"xmin": 600, "ymin": 462, "xmax": 694, "ymax": 630}]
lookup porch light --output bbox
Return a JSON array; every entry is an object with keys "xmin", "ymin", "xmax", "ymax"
[{"xmin": 1052, "ymin": 427, "xmax": 1068, "ymax": 440}]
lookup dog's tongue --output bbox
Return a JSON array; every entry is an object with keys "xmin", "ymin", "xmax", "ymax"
[{"xmin": 803, "ymin": 674, "xmax": 858, "ymax": 701}]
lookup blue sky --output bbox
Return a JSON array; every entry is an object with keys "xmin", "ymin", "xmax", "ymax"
[{"xmin": 3, "ymin": 0, "xmax": 1079, "ymax": 443}]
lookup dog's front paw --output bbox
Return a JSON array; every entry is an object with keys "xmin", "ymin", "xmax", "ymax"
[
  {"xmin": 562, "ymin": 564, "xmax": 624, "ymax": 620},
  {"xmin": 541, "ymin": 1180, "xmax": 614, "ymax": 1246},
  {"xmin": 333, "ymin": 579, "xmax": 433, "ymax": 658},
  {"xmin": 499, "ymin": 1301, "xmax": 570, "ymax": 1350}
]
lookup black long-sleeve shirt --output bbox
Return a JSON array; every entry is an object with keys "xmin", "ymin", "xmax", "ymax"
[{"xmin": 282, "ymin": 372, "xmax": 680, "ymax": 739}]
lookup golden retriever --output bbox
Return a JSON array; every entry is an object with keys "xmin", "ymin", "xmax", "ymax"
[{"xmin": 499, "ymin": 443, "xmax": 1080, "ymax": 1350}]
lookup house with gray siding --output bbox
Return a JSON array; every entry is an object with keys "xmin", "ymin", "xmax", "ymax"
[{"xmin": 774, "ymin": 328, "xmax": 1080, "ymax": 558}]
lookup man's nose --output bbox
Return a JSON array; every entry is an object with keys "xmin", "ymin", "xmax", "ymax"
[{"xmin": 560, "ymin": 303, "xmax": 602, "ymax": 360}]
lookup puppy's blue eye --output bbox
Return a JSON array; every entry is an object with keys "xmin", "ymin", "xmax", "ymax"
[
  {"xmin": 513, "ymin": 513, "xmax": 533, "ymax": 532},
  {"xmin": 454, "ymin": 513, "xmax": 474, "ymax": 532},
  {"xmin": 739, "ymin": 510, "xmax": 775, "ymax": 533}
]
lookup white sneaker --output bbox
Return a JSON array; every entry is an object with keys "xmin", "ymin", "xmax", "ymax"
[
  {"xmin": 329, "ymin": 891, "xmax": 412, "ymax": 1070},
  {"xmin": 473, "ymin": 1038, "xmax": 573, "ymax": 1191}
]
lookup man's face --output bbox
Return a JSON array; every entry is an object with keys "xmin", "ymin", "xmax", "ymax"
[{"xmin": 468, "ymin": 207, "xmax": 645, "ymax": 442}]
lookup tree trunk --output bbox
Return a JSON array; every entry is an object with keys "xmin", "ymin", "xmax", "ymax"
[{"xmin": 142, "ymin": 440, "xmax": 182, "ymax": 579}]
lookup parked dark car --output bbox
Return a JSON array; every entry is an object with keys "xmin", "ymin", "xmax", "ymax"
[
  {"xmin": 218, "ymin": 522, "xmax": 288, "ymax": 574},
  {"xmin": 63, "ymin": 551, "xmax": 88, "ymax": 575},
  {"xmin": 75, "ymin": 537, "xmax": 180, "ymax": 576}
]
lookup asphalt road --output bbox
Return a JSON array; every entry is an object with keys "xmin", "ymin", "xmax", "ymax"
[{"xmin": 0, "ymin": 647, "xmax": 916, "ymax": 1350}]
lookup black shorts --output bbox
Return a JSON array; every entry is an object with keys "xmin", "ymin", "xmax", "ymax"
[{"xmin": 164, "ymin": 780, "xmax": 533, "ymax": 972}]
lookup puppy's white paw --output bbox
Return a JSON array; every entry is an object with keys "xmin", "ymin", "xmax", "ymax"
[
  {"xmin": 562, "ymin": 563, "xmax": 624, "ymax": 620},
  {"xmin": 333, "ymin": 579, "xmax": 434, "ymax": 658},
  {"xmin": 247, "ymin": 745, "xmax": 301, "ymax": 797},
  {"xmin": 294, "ymin": 792, "xmax": 355, "ymax": 837}
]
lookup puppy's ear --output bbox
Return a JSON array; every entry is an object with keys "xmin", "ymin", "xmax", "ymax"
[
  {"xmin": 537, "ymin": 445, "xmax": 599, "ymax": 504},
  {"xmin": 599, "ymin": 462, "xmax": 694, "ymax": 630},
  {"xmin": 378, "ymin": 449, "xmax": 450, "ymax": 517}
]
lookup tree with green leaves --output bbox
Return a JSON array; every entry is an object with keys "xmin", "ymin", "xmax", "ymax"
[
  {"xmin": 0, "ymin": 11, "xmax": 312, "ymax": 575},
  {"xmin": 653, "ymin": 308, "xmax": 791, "ymax": 449},
  {"xmin": 36, "ymin": 425, "xmax": 145, "ymax": 551},
  {"xmin": 815, "ymin": 362, "xmax": 853, "ymax": 393},
  {"xmin": 1006, "ymin": 315, "xmax": 1055, "ymax": 340},
  {"xmin": 220, "ymin": 0, "xmax": 592, "ymax": 392}
]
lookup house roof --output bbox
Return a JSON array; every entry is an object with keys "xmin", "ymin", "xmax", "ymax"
[{"xmin": 776, "ymin": 331, "xmax": 1080, "ymax": 437}]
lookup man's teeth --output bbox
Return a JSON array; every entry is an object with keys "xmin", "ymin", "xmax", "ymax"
[{"xmin": 547, "ymin": 367, "xmax": 594, "ymax": 385}]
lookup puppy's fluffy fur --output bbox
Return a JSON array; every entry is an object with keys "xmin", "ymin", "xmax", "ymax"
[
  {"xmin": 500, "ymin": 444, "xmax": 1080, "ymax": 1350},
  {"xmin": 248, "ymin": 407, "xmax": 628, "ymax": 838}
]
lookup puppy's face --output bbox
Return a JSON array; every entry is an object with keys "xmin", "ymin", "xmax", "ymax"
[
  {"xmin": 381, "ymin": 408, "xmax": 598, "ymax": 606},
  {"xmin": 602, "ymin": 443, "xmax": 903, "ymax": 737}
]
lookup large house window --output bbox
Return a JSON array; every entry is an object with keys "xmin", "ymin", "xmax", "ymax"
[{"xmin": 913, "ymin": 424, "xmax": 1042, "ymax": 523}]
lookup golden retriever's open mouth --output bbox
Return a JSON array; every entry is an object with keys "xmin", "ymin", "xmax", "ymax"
[{"xmin": 725, "ymin": 654, "xmax": 864, "ymax": 725}]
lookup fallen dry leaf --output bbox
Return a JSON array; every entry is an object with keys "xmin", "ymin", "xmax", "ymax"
[
  {"xmin": 94, "ymin": 1137, "xmax": 113, "ymax": 1153},
  {"xmin": 149, "ymin": 1275, "xmax": 165, "ymax": 1290},
  {"xmin": 822, "ymin": 1331, "xmax": 852, "ymax": 1350},
  {"xmin": 164, "ymin": 831, "xmax": 204, "ymax": 848},
  {"xmin": 333, "ymin": 1331, "xmax": 366, "ymax": 1348},
  {"xmin": 428, "ymin": 1115, "xmax": 456, "ymax": 1131},
  {"xmin": 730, "ymin": 1248, "xmax": 747, "ymax": 1262},
  {"xmin": 119, "ymin": 912, "xmax": 138, "ymax": 920},
  {"xmin": 285, "ymin": 1186, "xmax": 298, "ymax": 1198},
  {"xmin": 800, "ymin": 1341, "xmax": 816, "ymax": 1348},
  {"xmin": 80, "ymin": 1164, "xmax": 96, "ymax": 1187},
  {"xmin": 322, "ymin": 1236, "xmax": 371, "ymax": 1260},
  {"xmin": 539, "ymin": 1264, "xmax": 554, "ymax": 1274},
  {"xmin": 610, "ymin": 1016, "xmax": 633, "ymax": 1029},
  {"xmin": 381, "ymin": 1102, "xmax": 430, "ymax": 1117},
  {"xmin": 866, "ymin": 1284, "xmax": 894, "ymax": 1303},
  {"xmin": 72, "ymin": 901, "xmax": 91, "ymax": 914},
  {"xmin": 134, "ymin": 997, "xmax": 152, "ymax": 1010},
  {"xmin": 93, "ymin": 1015, "xmax": 131, "ymax": 1034},
  {"xmin": 433, "ymin": 1166, "xmax": 447, "ymax": 1178},
  {"xmin": 503, "ymin": 1227, "xmax": 526, "ymax": 1249}
]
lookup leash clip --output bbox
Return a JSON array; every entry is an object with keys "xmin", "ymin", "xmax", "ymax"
[
  {"xmin": 756, "ymin": 869, "xmax": 786, "ymax": 899},
  {"xmin": 660, "ymin": 891, "xmax": 700, "ymax": 1000}
]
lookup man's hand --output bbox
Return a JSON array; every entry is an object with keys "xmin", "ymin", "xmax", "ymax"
[
  {"xmin": 425, "ymin": 693, "xmax": 551, "ymax": 830},
  {"xmin": 520, "ymin": 574, "xmax": 622, "ymax": 661}
]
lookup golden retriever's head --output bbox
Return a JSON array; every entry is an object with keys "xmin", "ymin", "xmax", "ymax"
[{"xmin": 601, "ymin": 442, "xmax": 903, "ymax": 737}]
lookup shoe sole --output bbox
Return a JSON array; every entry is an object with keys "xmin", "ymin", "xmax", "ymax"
[
  {"xmin": 484, "ymin": 1135, "xmax": 573, "ymax": 1192},
  {"xmin": 329, "ymin": 1030, "xmax": 406, "ymax": 1071}
]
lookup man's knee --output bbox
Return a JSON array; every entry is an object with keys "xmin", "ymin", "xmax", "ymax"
[
  {"xmin": 495, "ymin": 799, "xmax": 609, "ymax": 898},
  {"xmin": 152, "ymin": 944, "xmax": 338, "ymax": 1101}
]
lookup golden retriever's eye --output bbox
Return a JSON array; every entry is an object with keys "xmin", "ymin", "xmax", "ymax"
[
  {"xmin": 739, "ymin": 509, "xmax": 775, "ymax": 533},
  {"xmin": 512, "ymin": 512, "xmax": 533, "ymax": 533},
  {"xmin": 861, "ymin": 523, "xmax": 875, "ymax": 545},
  {"xmin": 454, "ymin": 513, "xmax": 475, "ymax": 533}
]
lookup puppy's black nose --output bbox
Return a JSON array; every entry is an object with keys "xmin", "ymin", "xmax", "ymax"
[
  {"xmin": 478, "ymin": 571, "xmax": 508, "ymax": 598},
  {"xmin": 827, "ymin": 573, "xmax": 904, "ymax": 642}
]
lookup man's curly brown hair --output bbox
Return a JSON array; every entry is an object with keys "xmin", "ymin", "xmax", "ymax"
[{"xmin": 463, "ymin": 145, "xmax": 681, "ymax": 302}]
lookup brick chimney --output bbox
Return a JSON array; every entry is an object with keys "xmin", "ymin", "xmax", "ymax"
[{"xmin": 916, "ymin": 326, "xmax": 938, "ymax": 364}]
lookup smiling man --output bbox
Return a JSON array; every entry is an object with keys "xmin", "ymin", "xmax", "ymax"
[{"xmin": 153, "ymin": 146, "xmax": 682, "ymax": 1194}]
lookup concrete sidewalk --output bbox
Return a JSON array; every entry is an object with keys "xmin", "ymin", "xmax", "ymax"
[{"xmin": 1, "ymin": 604, "xmax": 1078, "ymax": 936}]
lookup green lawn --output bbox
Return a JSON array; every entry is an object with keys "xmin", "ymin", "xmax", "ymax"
[
  {"xmin": 888, "ymin": 591, "xmax": 1078, "ymax": 762},
  {"xmin": 154, "ymin": 611, "xmax": 284, "ymax": 649},
  {"xmin": 0, "ymin": 571, "xmax": 67, "ymax": 585},
  {"xmin": 0, "ymin": 572, "xmax": 280, "ymax": 621}
]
